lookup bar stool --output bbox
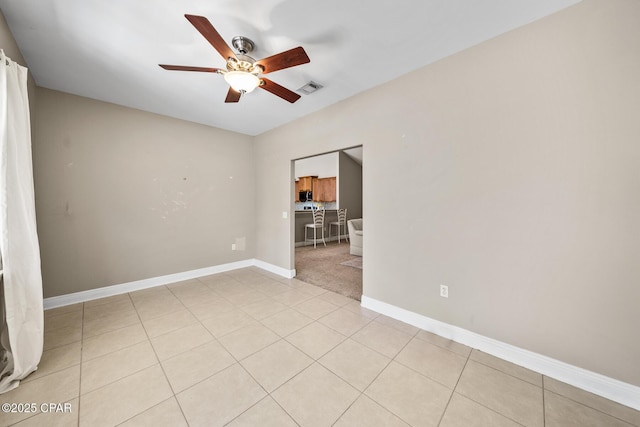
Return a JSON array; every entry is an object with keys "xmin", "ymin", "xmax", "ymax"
[
  {"xmin": 329, "ymin": 208, "xmax": 348, "ymax": 243},
  {"xmin": 305, "ymin": 208, "xmax": 326, "ymax": 248}
]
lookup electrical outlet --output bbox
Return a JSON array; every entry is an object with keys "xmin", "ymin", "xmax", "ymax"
[
  {"xmin": 440, "ymin": 285, "xmax": 449, "ymax": 298},
  {"xmin": 231, "ymin": 243, "xmax": 236, "ymax": 251}
]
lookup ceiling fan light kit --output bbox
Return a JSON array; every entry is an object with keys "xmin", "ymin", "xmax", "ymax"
[
  {"xmin": 224, "ymin": 71, "xmax": 260, "ymax": 93},
  {"xmin": 159, "ymin": 14, "xmax": 310, "ymax": 104}
]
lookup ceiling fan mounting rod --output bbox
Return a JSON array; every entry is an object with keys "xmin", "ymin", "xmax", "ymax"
[{"xmin": 231, "ymin": 36, "xmax": 255, "ymax": 55}]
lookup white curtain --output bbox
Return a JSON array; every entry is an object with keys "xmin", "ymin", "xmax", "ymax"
[{"xmin": 0, "ymin": 50, "xmax": 43, "ymax": 394}]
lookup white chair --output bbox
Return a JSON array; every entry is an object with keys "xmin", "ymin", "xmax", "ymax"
[
  {"xmin": 329, "ymin": 208, "xmax": 348, "ymax": 243},
  {"xmin": 347, "ymin": 218, "xmax": 362, "ymax": 256},
  {"xmin": 305, "ymin": 208, "xmax": 326, "ymax": 248}
]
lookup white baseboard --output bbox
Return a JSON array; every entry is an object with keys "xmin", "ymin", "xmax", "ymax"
[
  {"xmin": 252, "ymin": 259, "xmax": 296, "ymax": 279},
  {"xmin": 361, "ymin": 296, "xmax": 640, "ymax": 411},
  {"xmin": 43, "ymin": 259, "xmax": 295, "ymax": 310}
]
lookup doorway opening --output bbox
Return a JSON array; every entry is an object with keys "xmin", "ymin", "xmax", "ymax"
[{"xmin": 291, "ymin": 146, "xmax": 363, "ymax": 300}]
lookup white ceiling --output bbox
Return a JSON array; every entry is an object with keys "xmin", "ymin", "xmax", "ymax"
[{"xmin": 1, "ymin": 0, "xmax": 580, "ymax": 136}]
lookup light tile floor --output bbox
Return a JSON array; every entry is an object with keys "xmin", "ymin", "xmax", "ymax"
[{"xmin": 2, "ymin": 267, "xmax": 639, "ymax": 427}]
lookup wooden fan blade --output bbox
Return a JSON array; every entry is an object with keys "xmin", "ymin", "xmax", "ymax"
[
  {"xmin": 185, "ymin": 14, "xmax": 236, "ymax": 61},
  {"xmin": 225, "ymin": 88, "xmax": 241, "ymax": 103},
  {"xmin": 259, "ymin": 78, "xmax": 301, "ymax": 103},
  {"xmin": 159, "ymin": 64, "xmax": 222, "ymax": 73},
  {"xmin": 256, "ymin": 46, "xmax": 310, "ymax": 74}
]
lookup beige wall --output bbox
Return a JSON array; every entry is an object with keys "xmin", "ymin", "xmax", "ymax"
[
  {"xmin": 255, "ymin": 0, "xmax": 640, "ymax": 387},
  {"xmin": 34, "ymin": 88, "xmax": 255, "ymax": 297},
  {"xmin": 338, "ymin": 151, "xmax": 362, "ymax": 220}
]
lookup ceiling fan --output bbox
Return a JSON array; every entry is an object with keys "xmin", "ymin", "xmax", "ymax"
[{"xmin": 159, "ymin": 14, "xmax": 310, "ymax": 104}]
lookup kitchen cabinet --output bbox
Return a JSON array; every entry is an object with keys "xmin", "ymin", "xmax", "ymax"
[
  {"xmin": 313, "ymin": 177, "xmax": 336, "ymax": 202},
  {"xmin": 295, "ymin": 176, "xmax": 335, "ymax": 202},
  {"xmin": 299, "ymin": 176, "xmax": 314, "ymax": 191},
  {"xmin": 295, "ymin": 176, "xmax": 317, "ymax": 202}
]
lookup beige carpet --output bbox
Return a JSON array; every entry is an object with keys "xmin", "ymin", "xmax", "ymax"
[
  {"xmin": 295, "ymin": 241, "xmax": 363, "ymax": 300},
  {"xmin": 340, "ymin": 258, "xmax": 362, "ymax": 269}
]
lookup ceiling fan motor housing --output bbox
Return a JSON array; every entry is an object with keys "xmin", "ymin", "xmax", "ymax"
[
  {"xmin": 227, "ymin": 54, "xmax": 263, "ymax": 75},
  {"xmin": 227, "ymin": 37, "xmax": 264, "ymax": 75}
]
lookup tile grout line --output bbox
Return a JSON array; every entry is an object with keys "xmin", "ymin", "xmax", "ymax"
[
  {"xmin": 127, "ymin": 290, "xmax": 192, "ymax": 426},
  {"xmin": 450, "ymin": 359, "xmax": 530, "ymax": 426},
  {"xmin": 284, "ymin": 318, "xmax": 349, "ymax": 360},
  {"xmin": 386, "ymin": 340, "xmax": 464, "ymax": 392},
  {"xmin": 542, "ymin": 375, "xmax": 547, "ymax": 427},
  {"xmin": 330, "ymin": 390, "xmax": 362, "ymax": 426},
  {"xmin": 542, "ymin": 387, "xmax": 639, "ymax": 427},
  {"xmin": 435, "ymin": 347, "xmax": 472, "ymax": 427},
  {"xmin": 466, "ymin": 354, "xmax": 543, "ymax": 388},
  {"xmin": 289, "ymin": 297, "xmax": 341, "ymax": 321},
  {"xmin": 76, "ymin": 301, "xmax": 86, "ymax": 427},
  {"xmin": 14, "ymin": 314, "xmax": 84, "ymax": 426},
  {"xmin": 331, "ymin": 337, "xmax": 399, "ymax": 426},
  {"xmin": 435, "ymin": 350, "xmax": 529, "ymax": 427},
  {"xmin": 77, "ymin": 295, "xmax": 162, "ymax": 418},
  {"xmin": 349, "ymin": 327, "xmax": 420, "ymax": 427},
  {"xmin": 110, "ymin": 303, "xmax": 191, "ymax": 427},
  {"xmin": 154, "ymin": 273, "xmax": 289, "ymax": 422},
  {"xmin": 541, "ymin": 375, "xmax": 640, "ymax": 426},
  {"xmin": 245, "ymin": 306, "xmax": 362, "ymax": 426},
  {"xmin": 226, "ymin": 336, "xmax": 295, "ymax": 425},
  {"xmin": 315, "ymin": 317, "xmax": 395, "ymax": 424},
  {"xmin": 217, "ymin": 272, "xmax": 326, "ymax": 425}
]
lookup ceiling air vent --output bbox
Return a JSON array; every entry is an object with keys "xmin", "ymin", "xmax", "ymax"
[{"xmin": 297, "ymin": 81, "xmax": 323, "ymax": 95}]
